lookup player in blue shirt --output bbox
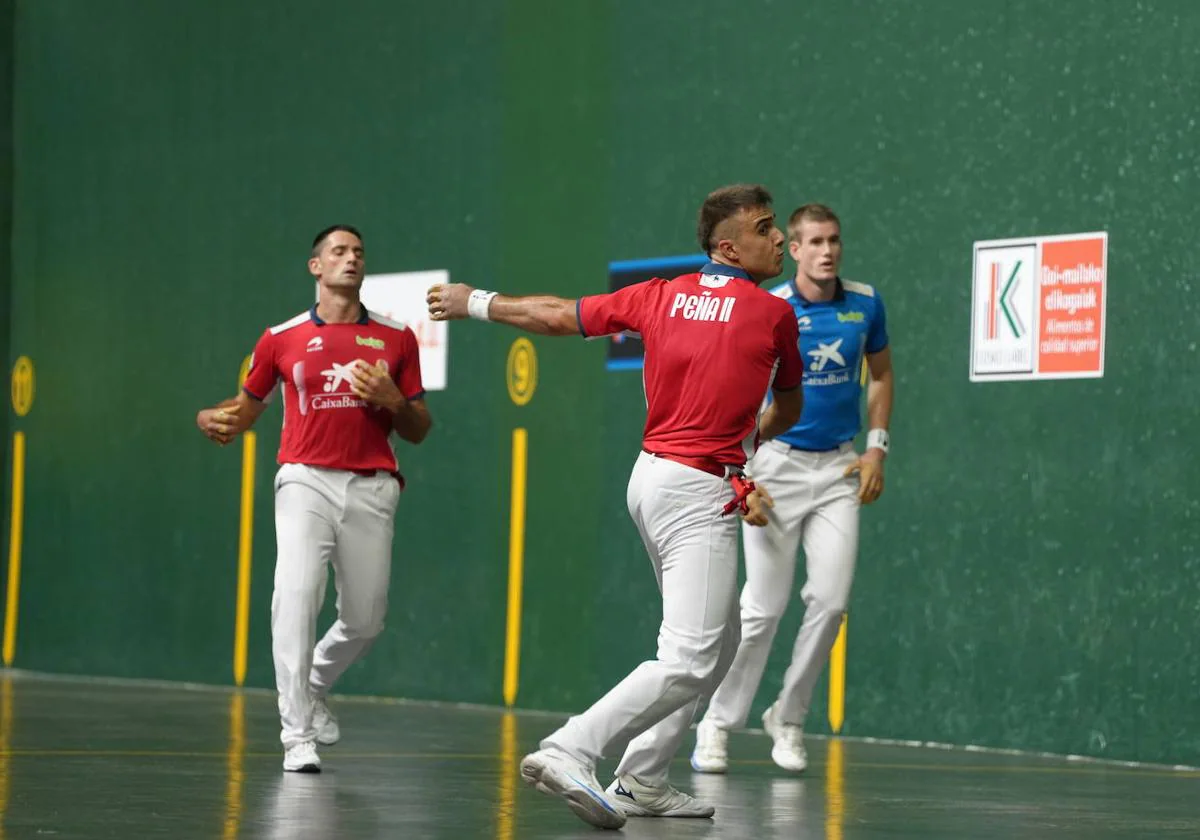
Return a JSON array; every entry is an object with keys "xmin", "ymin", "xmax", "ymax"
[{"xmin": 691, "ymin": 203, "xmax": 895, "ymax": 773}]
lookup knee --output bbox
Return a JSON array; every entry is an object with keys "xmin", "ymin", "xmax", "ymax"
[
  {"xmin": 271, "ymin": 589, "xmax": 319, "ymax": 626},
  {"xmin": 672, "ymin": 646, "xmax": 725, "ymax": 691},
  {"xmin": 677, "ymin": 664, "xmax": 717, "ymax": 694},
  {"xmin": 740, "ymin": 600, "xmax": 785, "ymax": 643},
  {"xmin": 805, "ymin": 589, "xmax": 849, "ymax": 617},
  {"xmin": 346, "ymin": 616, "xmax": 385, "ymax": 641},
  {"xmin": 801, "ymin": 596, "xmax": 848, "ymax": 638},
  {"xmin": 341, "ymin": 601, "xmax": 387, "ymax": 641}
]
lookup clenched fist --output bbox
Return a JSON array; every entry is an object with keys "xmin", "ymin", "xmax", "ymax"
[
  {"xmin": 427, "ymin": 283, "xmax": 474, "ymax": 321},
  {"xmin": 741, "ymin": 485, "xmax": 775, "ymax": 527}
]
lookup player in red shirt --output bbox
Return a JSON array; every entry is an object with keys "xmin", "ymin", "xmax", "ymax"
[
  {"xmin": 427, "ymin": 185, "xmax": 804, "ymax": 829},
  {"xmin": 196, "ymin": 225, "xmax": 432, "ymax": 773}
]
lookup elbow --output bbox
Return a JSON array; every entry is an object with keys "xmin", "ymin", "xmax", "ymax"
[
  {"xmin": 411, "ymin": 416, "xmax": 432, "ymax": 445},
  {"xmin": 779, "ymin": 389, "xmax": 804, "ymax": 427},
  {"xmin": 395, "ymin": 413, "xmax": 432, "ymax": 445},
  {"xmin": 546, "ymin": 302, "xmax": 580, "ymax": 336},
  {"xmin": 537, "ymin": 314, "xmax": 576, "ymax": 337}
]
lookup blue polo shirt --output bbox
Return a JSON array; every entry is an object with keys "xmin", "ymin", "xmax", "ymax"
[{"xmin": 770, "ymin": 277, "xmax": 888, "ymax": 451}]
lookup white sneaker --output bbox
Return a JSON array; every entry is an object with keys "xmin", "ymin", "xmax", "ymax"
[
  {"xmin": 605, "ymin": 774, "xmax": 715, "ymax": 818},
  {"xmin": 312, "ymin": 697, "xmax": 340, "ymax": 746},
  {"xmin": 690, "ymin": 719, "xmax": 729, "ymax": 774},
  {"xmin": 283, "ymin": 741, "xmax": 322, "ymax": 773},
  {"xmin": 519, "ymin": 748, "xmax": 625, "ymax": 830},
  {"xmin": 762, "ymin": 703, "xmax": 808, "ymax": 772}
]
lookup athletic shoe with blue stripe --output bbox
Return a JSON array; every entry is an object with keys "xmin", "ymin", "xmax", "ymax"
[{"xmin": 519, "ymin": 748, "xmax": 626, "ymax": 830}]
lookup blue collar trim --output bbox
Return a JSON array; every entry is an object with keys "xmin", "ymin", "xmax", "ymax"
[
  {"xmin": 310, "ymin": 304, "xmax": 370, "ymax": 325},
  {"xmin": 700, "ymin": 261, "xmax": 753, "ymax": 282}
]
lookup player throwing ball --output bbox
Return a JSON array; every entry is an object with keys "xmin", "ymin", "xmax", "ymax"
[{"xmin": 428, "ymin": 185, "xmax": 804, "ymax": 830}]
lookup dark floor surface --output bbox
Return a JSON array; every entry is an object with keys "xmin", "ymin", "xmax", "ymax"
[{"xmin": 0, "ymin": 672, "xmax": 1195, "ymax": 839}]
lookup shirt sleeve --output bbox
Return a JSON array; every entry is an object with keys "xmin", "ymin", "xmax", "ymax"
[
  {"xmin": 866, "ymin": 290, "xmax": 889, "ymax": 354},
  {"xmin": 395, "ymin": 328, "xmax": 425, "ymax": 400},
  {"xmin": 242, "ymin": 329, "xmax": 279, "ymax": 401},
  {"xmin": 772, "ymin": 308, "xmax": 804, "ymax": 391},
  {"xmin": 577, "ymin": 280, "xmax": 657, "ymax": 338}
]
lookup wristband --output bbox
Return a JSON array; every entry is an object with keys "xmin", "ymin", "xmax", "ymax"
[
  {"xmin": 866, "ymin": 428, "xmax": 890, "ymax": 454},
  {"xmin": 467, "ymin": 289, "xmax": 498, "ymax": 321}
]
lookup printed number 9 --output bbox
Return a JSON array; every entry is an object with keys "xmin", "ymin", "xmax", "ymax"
[
  {"xmin": 11, "ymin": 356, "xmax": 34, "ymax": 417},
  {"xmin": 506, "ymin": 338, "xmax": 537, "ymax": 406}
]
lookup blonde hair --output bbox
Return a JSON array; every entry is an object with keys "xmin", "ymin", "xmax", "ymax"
[{"xmin": 786, "ymin": 204, "xmax": 840, "ymax": 241}]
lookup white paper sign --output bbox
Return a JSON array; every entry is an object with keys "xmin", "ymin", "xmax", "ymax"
[{"xmin": 316, "ymin": 269, "xmax": 450, "ymax": 391}]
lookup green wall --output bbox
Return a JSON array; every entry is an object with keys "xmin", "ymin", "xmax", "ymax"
[
  {"xmin": 0, "ymin": 0, "xmax": 11, "ymax": 499},
  {"xmin": 4, "ymin": 0, "xmax": 1200, "ymax": 767}
]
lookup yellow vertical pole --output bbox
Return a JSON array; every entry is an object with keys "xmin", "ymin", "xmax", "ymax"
[
  {"xmin": 502, "ymin": 429, "xmax": 528, "ymax": 707},
  {"xmin": 233, "ymin": 432, "xmax": 256, "ymax": 686},
  {"xmin": 232, "ymin": 355, "xmax": 256, "ymax": 686},
  {"xmin": 4, "ymin": 357, "xmax": 34, "ymax": 668},
  {"xmin": 502, "ymin": 338, "xmax": 536, "ymax": 707},
  {"xmin": 828, "ymin": 614, "xmax": 848, "ymax": 733},
  {"xmin": 2, "ymin": 434, "xmax": 26, "ymax": 668}
]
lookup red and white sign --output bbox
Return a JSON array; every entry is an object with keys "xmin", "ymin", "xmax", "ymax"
[{"xmin": 970, "ymin": 232, "xmax": 1107, "ymax": 382}]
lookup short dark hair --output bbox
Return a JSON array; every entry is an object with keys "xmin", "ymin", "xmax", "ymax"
[
  {"xmin": 786, "ymin": 204, "xmax": 840, "ymax": 240},
  {"xmin": 697, "ymin": 184, "xmax": 773, "ymax": 253},
  {"xmin": 311, "ymin": 224, "xmax": 363, "ymax": 256}
]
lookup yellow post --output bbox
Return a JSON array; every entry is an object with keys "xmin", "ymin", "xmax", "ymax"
[
  {"xmin": 4, "ymin": 357, "xmax": 34, "ymax": 668},
  {"xmin": 828, "ymin": 613, "xmax": 848, "ymax": 733},
  {"xmin": 232, "ymin": 355, "xmax": 256, "ymax": 686},
  {"xmin": 502, "ymin": 429, "xmax": 528, "ymax": 707},
  {"xmin": 233, "ymin": 432, "xmax": 256, "ymax": 686},
  {"xmin": 2, "ymin": 433, "xmax": 26, "ymax": 667}
]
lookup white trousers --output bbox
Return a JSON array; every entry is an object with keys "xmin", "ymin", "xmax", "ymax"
[
  {"xmin": 704, "ymin": 440, "xmax": 860, "ymax": 730},
  {"xmin": 271, "ymin": 463, "xmax": 400, "ymax": 748},
  {"xmin": 542, "ymin": 452, "xmax": 741, "ymax": 784}
]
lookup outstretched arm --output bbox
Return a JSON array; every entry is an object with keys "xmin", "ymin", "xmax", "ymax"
[{"xmin": 427, "ymin": 284, "xmax": 580, "ymax": 336}]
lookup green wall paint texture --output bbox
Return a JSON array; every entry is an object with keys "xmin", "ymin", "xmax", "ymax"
[{"xmin": 4, "ymin": 0, "xmax": 1199, "ymax": 766}]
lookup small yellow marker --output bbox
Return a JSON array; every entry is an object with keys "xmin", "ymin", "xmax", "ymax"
[{"xmin": 506, "ymin": 338, "xmax": 537, "ymax": 406}]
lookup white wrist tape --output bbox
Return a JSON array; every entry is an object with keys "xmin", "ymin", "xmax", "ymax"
[
  {"xmin": 867, "ymin": 428, "xmax": 890, "ymax": 454},
  {"xmin": 467, "ymin": 289, "xmax": 498, "ymax": 321}
]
